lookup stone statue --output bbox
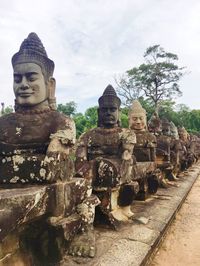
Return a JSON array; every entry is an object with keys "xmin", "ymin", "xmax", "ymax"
[
  {"xmin": 148, "ymin": 113, "xmax": 171, "ymax": 187},
  {"xmin": 0, "ymin": 33, "xmax": 99, "ymax": 264},
  {"xmin": 178, "ymin": 127, "xmax": 196, "ymax": 170},
  {"xmin": 148, "ymin": 111, "xmax": 162, "ymax": 135},
  {"xmin": 161, "ymin": 118, "xmax": 180, "ymax": 181},
  {"xmin": 128, "ymin": 100, "xmax": 159, "ymax": 199},
  {"xmin": 170, "ymin": 121, "xmax": 179, "ymax": 140},
  {"xmin": 75, "ymin": 85, "xmax": 138, "ymax": 227},
  {"xmin": 0, "ymin": 32, "xmax": 75, "ymax": 184}
]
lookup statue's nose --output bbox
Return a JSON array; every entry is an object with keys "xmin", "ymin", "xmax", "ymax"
[{"xmin": 20, "ymin": 77, "xmax": 29, "ymax": 90}]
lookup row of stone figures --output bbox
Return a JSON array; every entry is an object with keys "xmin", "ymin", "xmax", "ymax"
[{"xmin": 0, "ymin": 32, "xmax": 200, "ymax": 265}]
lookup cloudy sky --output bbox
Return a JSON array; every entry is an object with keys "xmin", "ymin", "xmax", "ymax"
[{"xmin": 0, "ymin": 0, "xmax": 200, "ymax": 112}]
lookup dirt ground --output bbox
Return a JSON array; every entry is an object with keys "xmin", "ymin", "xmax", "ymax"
[{"xmin": 150, "ymin": 175, "xmax": 200, "ymax": 266}]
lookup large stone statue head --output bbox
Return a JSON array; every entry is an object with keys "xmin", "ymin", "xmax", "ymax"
[
  {"xmin": 148, "ymin": 111, "xmax": 162, "ymax": 135},
  {"xmin": 128, "ymin": 100, "xmax": 147, "ymax": 131},
  {"xmin": 178, "ymin": 127, "xmax": 189, "ymax": 142},
  {"xmin": 170, "ymin": 122, "xmax": 179, "ymax": 140},
  {"xmin": 12, "ymin": 32, "xmax": 56, "ymax": 110},
  {"xmin": 98, "ymin": 85, "xmax": 121, "ymax": 128},
  {"xmin": 161, "ymin": 118, "xmax": 171, "ymax": 136}
]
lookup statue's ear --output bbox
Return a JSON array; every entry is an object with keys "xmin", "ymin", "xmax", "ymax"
[
  {"xmin": 97, "ymin": 108, "xmax": 101, "ymax": 127},
  {"xmin": 118, "ymin": 109, "xmax": 121, "ymax": 127},
  {"xmin": 47, "ymin": 77, "xmax": 56, "ymax": 110}
]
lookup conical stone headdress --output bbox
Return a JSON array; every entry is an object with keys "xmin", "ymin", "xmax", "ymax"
[
  {"xmin": 12, "ymin": 32, "xmax": 54, "ymax": 79},
  {"xmin": 98, "ymin": 85, "xmax": 121, "ymax": 108},
  {"xmin": 128, "ymin": 100, "xmax": 146, "ymax": 117}
]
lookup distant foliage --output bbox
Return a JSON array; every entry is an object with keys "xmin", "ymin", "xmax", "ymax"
[
  {"xmin": 1, "ymin": 105, "xmax": 13, "ymax": 115},
  {"xmin": 57, "ymin": 101, "xmax": 77, "ymax": 117}
]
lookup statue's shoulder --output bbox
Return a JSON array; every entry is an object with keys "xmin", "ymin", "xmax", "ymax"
[
  {"xmin": 144, "ymin": 131, "xmax": 157, "ymax": 142},
  {"xmin": 78, "ymin": 127, "xmax": 100, "ymax": 142},
  {"xmin": 50, "ymin": 111, "xmax": 75, "ymax": 130},
  {"xmin": 119, "ymin": 127, "xmax": 136, "ymax": 144},
  {"xmin": 49, "ymin": 111, "xmax": 76, "ymax": 144}
]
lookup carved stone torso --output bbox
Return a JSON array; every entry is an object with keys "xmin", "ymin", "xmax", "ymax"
[
  {"xmin": 133, "ymin": 131, "xmax": 156, "ymax": 162},
  {"xmin": 79, "ymin": 127, "xmax": 135, "ymax": 160},
  {"xmin": 0, "ymin": 110, "xmax": 75, "ymax": 184},
  {"xmin": 76, "ymin": 127, "xmax": 136, "ymax": 188}
]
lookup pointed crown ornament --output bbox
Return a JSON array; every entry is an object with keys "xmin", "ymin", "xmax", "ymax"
[
  {"xmin": 12, "ymin": 32, "xmax": 54, "ymax": 79},
  {"xmin": 128, "ymin": 100, "xmax": 146, "ymax": 118},
  {"xmin": 98, "ymin": 85, "xmax": 121, "ymax": 108}
]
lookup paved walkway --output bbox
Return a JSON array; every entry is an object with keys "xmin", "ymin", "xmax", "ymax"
[
  {"xmin": 62, "ymin": 163, "xmax": 200, "ymax": 266},
  {"xmin": 150, "ymin": 175, "xmax": 200, "ymax": 266}
]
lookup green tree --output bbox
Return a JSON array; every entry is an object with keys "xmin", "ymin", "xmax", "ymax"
[
  {"xmin": 116, "ymin": 45, "xmax": 186, "ymax": 109},
  {"xmin": 84, "ymin": 106, "xmax": 98, "ymax": 129},
  {"xmin": 4, "ymin": 105, "xmax": 14, "ymax": 114},
  {"xmin": 73, "ymin": 113, "xmax": 87, "ymax": 138},
  {"xmin": 0, "ymin": 103, "xmax": 13, "ymax": 115},
  {"xmin": 120, "ymin": 107, "xmax": 129, "ymax": 128},
  {"xmin": 73, "ymin": 106, "xmax": 98, "ymax": 138},
  {"xmin": 57, "ymin": 101, "xmax": 77, "ymax": 117}
]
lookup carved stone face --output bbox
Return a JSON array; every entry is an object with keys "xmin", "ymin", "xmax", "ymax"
[
  {"xmin": 13, "ymin": 63, "xmax": 48, "ymax": 107},
  {"xmin": 170, "ymin": 124, "xmax": 179, "ymax": 139},
  {"xmin": 162, "ymin": 125, "xmax": 171, "ymax": 136},
  {"xmin": 129, "ymin": 114, "xmax": 146, "ymax": 131},
  {"xmin": 179, "ymin": 130, "xmax": 188, "ymax": 142},
  {"xmin": 98, "ymin": 105, "xmax": 119, "ymax": 128}
]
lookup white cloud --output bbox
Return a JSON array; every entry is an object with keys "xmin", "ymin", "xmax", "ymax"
[{"xmin": 0, "ymin": 0, "xmax": 200, "ymax": 112}]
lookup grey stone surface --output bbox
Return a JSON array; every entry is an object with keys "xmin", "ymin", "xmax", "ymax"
[
  {"xmin": 123, "ymin": 224, "xmax": 160, "ymax": 246},
  {"xmin": 94, "ymin": 239, "xmax": 150, "ymax": 266},
  {"xmin": 134, "ymin": 216, "xmax": 149, "ymax": 225}
]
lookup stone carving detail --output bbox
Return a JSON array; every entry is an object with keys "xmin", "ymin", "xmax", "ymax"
[
  {"xmin": 128, "ymin": 100, "xmax": 159, "ymax": 199},
  {"xmin": 75, "ymin": 85, "xmax": 138, "ymax": 227}
]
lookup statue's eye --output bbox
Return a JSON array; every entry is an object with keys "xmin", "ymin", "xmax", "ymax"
[
  {"xmin": 28, "ymin": 75, "xmax": 37, "ymax": 82},
  {"xmin": 14, "ymin": 75, "xmax": 22, "ymax": 83}
]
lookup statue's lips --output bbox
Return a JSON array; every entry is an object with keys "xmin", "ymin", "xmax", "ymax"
[
  {"xmin": 18, "ymin": 92, "xmax": 33, "ymax": 97},
  {"xmin": 104, "ymin": 115, "xmax": 114, "ymax": 120}
]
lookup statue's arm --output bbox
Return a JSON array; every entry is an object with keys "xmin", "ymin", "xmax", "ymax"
[{"xmin": 47, "ymin": 117, "xmax": 76, "ymax": 155}]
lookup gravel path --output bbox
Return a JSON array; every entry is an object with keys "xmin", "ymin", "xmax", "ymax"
[{"xmin": 151, "ymin": 175, "xmax": 200, "ymax": 266}]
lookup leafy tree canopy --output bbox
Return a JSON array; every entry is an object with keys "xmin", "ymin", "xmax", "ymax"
[
  {"xmin": 116, "ymin": 44, "xmax": 186, "ymax": 109},
  {"xmin": 57, "ymin": 101, "xmax": 77, "ymax": 117}
]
